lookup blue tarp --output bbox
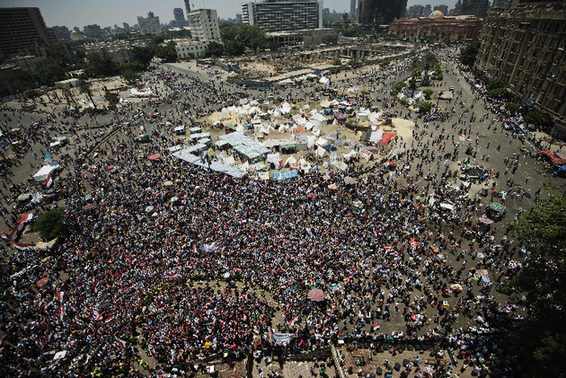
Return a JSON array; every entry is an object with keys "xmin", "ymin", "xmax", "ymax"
[
  {"xmin": 555, "ymin": 165, "xmax": 566, "ymax": 176},
  {"xmin": 271, "ymin": 170, "xmax": 299, "ymax": 181}
]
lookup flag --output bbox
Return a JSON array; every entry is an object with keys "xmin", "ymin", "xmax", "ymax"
[{"xmin": 43, "ymin": 174, "xmax": 53, "ymax": 188}]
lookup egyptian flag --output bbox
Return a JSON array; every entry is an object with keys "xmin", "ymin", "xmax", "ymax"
[{"xmin": 43, "ymin": 174, "xmax": 53, "ymax": 189}]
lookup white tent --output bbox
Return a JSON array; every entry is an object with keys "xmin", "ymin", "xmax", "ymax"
[{"xmin": 33, "ymin": 164, "xmax": 60, "ymax": 182}]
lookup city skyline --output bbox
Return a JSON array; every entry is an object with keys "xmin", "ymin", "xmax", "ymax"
[{"xmin": 0, "ymin": 0, "xmax": 457, "ymax": 29}]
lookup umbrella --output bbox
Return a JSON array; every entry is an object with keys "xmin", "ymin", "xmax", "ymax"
[
  {"xmin": 148, "ymin": 153, "xmax": 161, "ymax": 161},
  {"xmin": 307, "ymin": 288, "xmax": 326, "ymax": 302}
]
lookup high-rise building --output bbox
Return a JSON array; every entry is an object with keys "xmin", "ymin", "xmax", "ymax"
[
  {"xmin": 0, "ymin": 7, "xmax": 52, "ymax": 58},
  {"xmin": 477, "ymin": 1, "xmax": 566, "ymax": 135},
  {"xmin": 185, "ymin": 0, "xmax": 192, "ymax": 21},
  {"xmin": 187, "ymin": 9, "xmax": 222, "ymax": 43},
  {"xmin": 350, "ymin": 0, "xmax": 358, "ymax": 20},
  {"xmin": 137, "ymin": 12, "xmax": 161, "ymax": 35},
  {"xmin": 123, "ymin": 23, "xmax": 131, "ymax": 33},
  {"xmin": 453, "ymin": 0, "xmax": 489, "ymax": 17},
  {"xmin": 433, "ymin": 5, "xmax": 449, "ymax": 16},
  {"xmin": 407, "ymin": 5, "xmax": 425, "ymax": 17},
  {"xmin": 492, "ymin": 0, "xmax": 512, "ymax": 7},
  {"xmin": 423, "ymin": 4, "xmax": 432, "ymax": 16},
  {"xmin": 242, "ymin": 1, "xmax": 323, "ymax": 33},
  {"xmin": 358, "ymin": 0, "xmax": 407, "ymax": 25},
  {"xmin": 173, "ymin": 8, "xmax": 187, "ymax": 27}
]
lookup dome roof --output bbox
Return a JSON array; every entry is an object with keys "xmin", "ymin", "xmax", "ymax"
[{"xmin": 430, "ymin": 10, "xmax": 444, "ymax": 18}]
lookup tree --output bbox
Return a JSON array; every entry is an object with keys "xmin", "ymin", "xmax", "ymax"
[
  {"xmin": 33, "ymin": 208, "xmax": 66, "ymax": 241},
  {"xmin": 207, "ymin": 41, "xmax": 224, "ymax": 58},
  {"xmin": 523, "ymin": 110, "xmax": 552, "ymax": 129},
  {"xmin": 85, "ymin": 51, "xmax": 119, "ymax": 78},
  {"xmin": 423, "ymin": 88, "xmax": 433, "ymax": 100},
  {"xmin": 460, "ymin": 41, "xmax": 480, "ymax": 68},
  {"xmin": 417, "ymin": 100, "xmax": 433, "ymax": 114},
  {"xmin": 155, "ymin": 41, "xmax": 177, "ymax": 63},
  {"xmin": 392, "ymin": 81, "xmax": 406, "ymax": 96},
  {"xmin": 121, "ymin": 67, "xmax": 141, "ymax": 84},
  {"xmin": 507, "ymin": 192, "xmax": 566, "ymax": 377},
  {"xmin": 220, "ymin": 24, "xmax": 268, "ymax": 56},
  {"xmin": 130, "ymin": 46, "xmax": 154, "ymax": 69},
  {"xmin": 408, "ymin": 77, "xmax": 417, "ymax": 96}
]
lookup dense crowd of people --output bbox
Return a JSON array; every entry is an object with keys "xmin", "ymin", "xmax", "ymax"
[{"xmin": 0, "ymin": 49, "xmax": 558, "ymax": 377}]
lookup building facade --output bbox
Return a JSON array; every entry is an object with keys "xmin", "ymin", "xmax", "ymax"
[
  {"xmin": 242, "ymin": 1, "xmax": 323, "ymax": 33},
  {"xmin": 137, "ymin": 12, "xmax": 161, "ymax": 35},
  {"xmin": 390, "ymin": 12, "xmax": 482, "ymax": 41},
  {"xmin": 174, "ymin": 39, "xmax": 209, "ymax": 59},
  {"xmin": 358, "ymin": 0, "xmax": 407, "ymax": 25},
  {"xmin": 0, "ymin": 7, "xmax": 52, "ymax": 58},
  {"xmin": 187, "ymin": 9, "xmax": 222, "ymax": 43},
  {"xmin": 476, "ymin": 1, "xmax": 566, "ymax": 131},
  {"xmin": 185, "ymin": 0, "xmax": 192, "ymax": 20}
]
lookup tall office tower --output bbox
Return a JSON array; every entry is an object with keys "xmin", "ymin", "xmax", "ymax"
[
  {"xmin": 137, "ymin": 12, "xmax": 161, "ymax": 35},
  {"xmin": 407, "ymin": 5, "xmax": 425, "ymax": 17},
  {"xmin": 187, "ymin": 9, "xmax": 222, "ymax": 43},
  {"xmin": 423, "ymin": 4, "xmax": 432, "ymax": 16},
  {"xmin": 242, "ymin": 0, "xmax": 323, "ymax": 33},
  {"xmin": 185, "ymin": 0, "xmax": 192, "ymax": 20},
  {"xmin": 0, "ymin": 7, "xmax": 52, "ymax": 57},
  {"xmin": 454, "ymin": 0, "xmax": 490, "ymax": 17},
  {"xmin": 173, "ymin": 8, "xmax": 187, "ymax": 27},
  {"xmin": 358, "ymin": 0, "xmax": 408, "ymax": 25},
  {"xmin": 350, "ymin": 0, "xmax": 358, "ymax": 20},
  {"xmin": 492, "ymin": 0, "xmax": 512, "ymax": 8}
]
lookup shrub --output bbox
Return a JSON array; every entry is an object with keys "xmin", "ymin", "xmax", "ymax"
[
  {"xmin": 33, "ymin": 208, "xmax": 66, "ymax": 241},
  {"xmin": 418, "ymin": 101, "xmax": 433, "ymax": 114}
]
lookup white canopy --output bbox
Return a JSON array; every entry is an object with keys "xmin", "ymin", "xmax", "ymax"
[{"xmin": 33, "ymin": 164, "xmax": 60, "ymax": 182}]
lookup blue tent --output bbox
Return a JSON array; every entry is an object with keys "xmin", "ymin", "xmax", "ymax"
[
  {"xmin": 272, "ymin": 170, "xmax": 298, "ymax": 182},
  {"xmin": 554, "ymin": 165, "xmax": 566, "ymax": 177}
]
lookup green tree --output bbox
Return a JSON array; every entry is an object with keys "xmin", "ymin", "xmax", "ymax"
[
  {"xmin": 392, "ymin": 81, "xmax": 406, "ymax": 96},
  {"xmin": 131, "ymin": 46, "xmax": 155, "ymax": 68},
  {"xmin": 460, "ymin": 41, "xmax": 480, "ymax": 68},
  {"xmin": 121, "ymin": 67, "xmax": 141, "ymax": 84},
  {"xmin": 33, "ymin": 208, "xmax": 66, "ymax": 241},
  {"xmin": 155, "ymin": 41, "xmax": 177, "ymax": 63},
  {"xmin": 220, "ymin": 24, "xmax": 268, "ymax": 56},
  {"xmin": 508, "ymin": 192, "xmax": 566, "ymax": 377},
  {"xmin": 206, "ymin": 41, "xmax": 224, "ymax": 58},
  {"xmin": 417, "ymin": 100, "xmax": 433, "ymax": 114},
  {"xmin": 523, "ymin": 110, "xmax": 552, "ymax": 129},
  {"xmin": 423, "ymin": 88, "xmax": 433, "ymax": 100},
  {"xmin": 85, "ymin": 51, "xmax": 119, "ymax": 77}
]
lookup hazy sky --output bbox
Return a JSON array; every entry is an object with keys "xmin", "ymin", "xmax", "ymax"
[{"xmin": 0, "ymin": 0, "xmax": 458, "ymax": 28}]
